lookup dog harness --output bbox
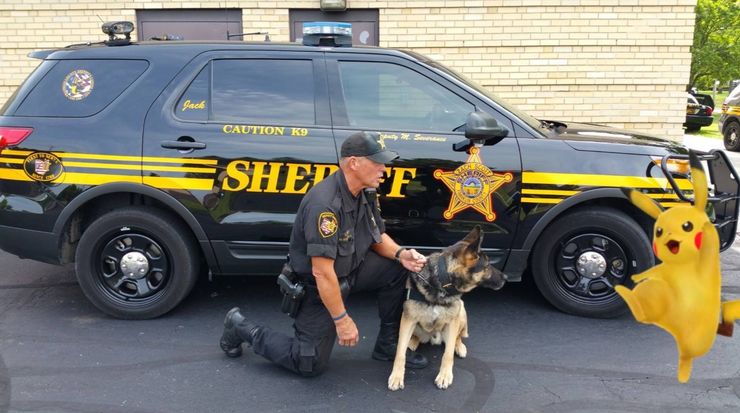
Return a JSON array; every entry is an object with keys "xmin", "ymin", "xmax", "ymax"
[{"xmin": 405, "ymin": 257, "xmax": 460, "ymax": 305}]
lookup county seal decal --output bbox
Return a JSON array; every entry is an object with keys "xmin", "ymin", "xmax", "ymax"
[
  {"xmin": 434, "ymin": 147, "xmax": 512, "ymax": 222},
  {"xmin": 23, "ymin": 152, "xmax": 65, "ymax": 182},
  {"xmin": 62, "ymin": 69, "xmax": 94, "ymax": 101},
  {"xmin": 318, "ymin": 212, "xmax": 338, "ymax": 238}
]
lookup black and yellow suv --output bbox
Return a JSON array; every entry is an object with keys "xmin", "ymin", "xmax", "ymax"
[
  {"xmin": 720, "ymin": 85, "xmax": 740, "ymax": 151},
  {"xmin": 1, "ymin": 22, "xmax": 738, "ymax": 319}
]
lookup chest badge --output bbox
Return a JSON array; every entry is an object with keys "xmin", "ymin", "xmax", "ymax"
[{"xmin": 433, "ymin": 147, "xmax": 512, "ymax": 222}]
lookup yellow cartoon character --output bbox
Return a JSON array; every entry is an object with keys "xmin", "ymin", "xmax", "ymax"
[{"xmin": 615, "ymin": 151, "xmax": 732, "ymax": 383}]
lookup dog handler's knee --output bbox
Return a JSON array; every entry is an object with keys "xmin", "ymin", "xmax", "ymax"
[{"xmin": 297, "ymin": 341, "xmax": 331, "ymax": 377}]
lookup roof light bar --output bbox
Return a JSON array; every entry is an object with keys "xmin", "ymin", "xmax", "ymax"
[{"xmin": 302, "ymin": 22, "xmax": 352, "ymax": 47}]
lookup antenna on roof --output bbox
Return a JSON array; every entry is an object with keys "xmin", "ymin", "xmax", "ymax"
[{"xmin": 227, "ymin": 32, "xmax": 271, "ymax": 42}]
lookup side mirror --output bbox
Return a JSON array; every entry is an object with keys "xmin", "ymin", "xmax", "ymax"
[{"xmin": 453, "ymin": 111, "xmax": 509, "ymax": 151}]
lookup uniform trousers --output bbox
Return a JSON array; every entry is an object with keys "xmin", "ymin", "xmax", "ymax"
[{"xmin": 250, "ymin": 251, "xmax": 407, "ymax": 376}]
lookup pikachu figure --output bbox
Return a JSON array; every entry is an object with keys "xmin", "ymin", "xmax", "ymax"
[{"xmin": 615, "ymin": 151, "xmax": 736, "ymax": 383}]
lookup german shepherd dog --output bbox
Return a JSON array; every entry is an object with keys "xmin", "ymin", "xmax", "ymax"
[{"xmin": 388, "ymin": 226, "xmax": 506, "ymax": 390}]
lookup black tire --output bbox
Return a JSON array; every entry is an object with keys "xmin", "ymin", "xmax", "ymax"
[
  {"xmin": 75, "ymin": 207, "xmax": 199, "ymax": 319},
  {"xmin": 531, "ymin": 207, "xmax": 653, "ymax": 318},
  {"xmin": 724, "ymin": 121, "xmax": 740, "ymax": 152}
]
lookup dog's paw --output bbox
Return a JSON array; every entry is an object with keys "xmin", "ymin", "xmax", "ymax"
[
  {"xmin": 408, "ymin": 335, "xmax": 420, "ymax": 351},
  {"xmin": 435, "ymin": 369, "xmax": 454, "ymax": 389},
  {"xmin": 431, "ymin": 332, "xmax": 442, "ymax": 345},
  {"xmin": 455, "ymin": 342, "xmax": 467, "ymax": 358},
  {"xmin": 388, "ymin": 371, "xmax": 405, "ymax": 391}
]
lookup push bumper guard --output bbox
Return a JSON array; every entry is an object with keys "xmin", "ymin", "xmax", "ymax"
[{"xmin": 661, "ymin": 150, "xmax": 740, "ymax": 251}]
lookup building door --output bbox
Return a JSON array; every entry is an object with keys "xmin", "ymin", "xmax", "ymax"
[
  {"xmin": 136, "ymin": 9, "xmax": 243, "ymax": 41},
  {"xmin": 289, "ymin": 9, "xmax": 379, "ymax": 46}
]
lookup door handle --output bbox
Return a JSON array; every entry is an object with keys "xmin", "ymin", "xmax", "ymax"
[{"xmin": 161, "ymin": 139, "xmax": 206, "ymax": 150}]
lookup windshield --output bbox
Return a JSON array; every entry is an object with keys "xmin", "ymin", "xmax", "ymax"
[
  {"xmin": 727, "ymin": 86, "xmax": 740, "ymax": 103},
  {"xmin": 426, "ymin": 60, "xmax": 543, "ymax": 131}
]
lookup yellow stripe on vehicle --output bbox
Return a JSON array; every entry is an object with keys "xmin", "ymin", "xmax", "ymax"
[
  {"xmin": 142, "ymin": 165, "xmax": 216, "ymax": 174},
  {"xmin": 0, "ymin": 149, "xmax": 32, "ymax": 157},
  {"xmin": 143, "ymin": 176, "xmax": 213, "ymax": 191},
  {"xmin": 522, "ymin": 188, "xmax": 580, "ymax": 196},
  {"xmin": 0, "ymin": 157, "xmax": 24, "ymax": 164},
  {"xmin": 0, "ymin": 168, "xmax": 29, "ymax": 181},
  {"xmin": 63, "ymin": 172, "xmax": 142, "ymax": 185},
  {"xmin": 523, "ymin": 172, "xmax": 693, "ymax": 190},
  {"xmin": 521, "ymin": 197, "xmax": 562, "ymax": 204},
  {"xmin": 53, "ymin": 152, "xmax": 218, "ymax": 166},
  {"xmin": 62, "ymin": 161, "xmax": 216, "ymax": 174}
]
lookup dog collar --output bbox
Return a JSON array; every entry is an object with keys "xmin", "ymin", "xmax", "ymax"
[{"xmin": 436, "ymin": 258, "xmax": 459, "ymax": 297}]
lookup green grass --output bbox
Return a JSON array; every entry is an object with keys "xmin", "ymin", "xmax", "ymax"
[{"xmin": 685, "ymin": 90, "xmax": 729, "ymax": 140}]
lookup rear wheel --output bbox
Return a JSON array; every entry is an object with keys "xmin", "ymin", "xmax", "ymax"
[
  {"xmin": 724, "ymin": 121, "xmax": 740, "ymax": 152},
  {"xmin": 531, "ymin": 207, "xmax": 653, "ymax": 318},
  {"xmin": 75, "ymin": 207, "xmax": 199, "ymax": 319}
]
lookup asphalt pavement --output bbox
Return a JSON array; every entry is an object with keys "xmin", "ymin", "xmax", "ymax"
[{"xmin": 1, "ymin": 136, "xmax": 740, "ymax": 413}]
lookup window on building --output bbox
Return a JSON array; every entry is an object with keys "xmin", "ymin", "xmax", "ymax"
[{"xmin": 137, "ymin": 9, "xmax": 242, "ymax": 41}]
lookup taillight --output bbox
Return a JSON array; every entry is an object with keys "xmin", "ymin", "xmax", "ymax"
[
  {"xmin": 706, "ymin": 106, "xmax": 713, "ymax": 116},
  {"xmin": 0, "ymin": 127, "xmax": 33, "ymax": 153}
]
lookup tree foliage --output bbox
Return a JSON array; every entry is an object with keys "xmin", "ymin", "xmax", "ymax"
[{"xmin": 690, "ymin": 0, "xmax": 740, "ymax": 89}]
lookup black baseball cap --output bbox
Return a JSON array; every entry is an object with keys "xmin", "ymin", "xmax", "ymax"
[{"xmin": 340, "ymin": 131, "xmax": 399, "ymax": 164}]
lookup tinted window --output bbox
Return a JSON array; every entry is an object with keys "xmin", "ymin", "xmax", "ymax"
[
  {"xmin": 211, "ymin": 59, "xmax": 315, "ymax": 124},
  {"xmin": 176, "ymin": 64, "xmax": 210, "ymax": 121},
  {"xmin": 16, "ymin": 60, "xmax": 148, "ymax": 117},
  {"xmin": 338, "ymin": 61, "xmax": 474, "ymax": 131}
]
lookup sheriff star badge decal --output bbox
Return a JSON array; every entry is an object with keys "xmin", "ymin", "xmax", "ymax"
[{"xmin": 433, "ymin": 147, "xmax": 512, "ymax": 222}]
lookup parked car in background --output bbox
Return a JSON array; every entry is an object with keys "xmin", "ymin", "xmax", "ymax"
[
  {"xmin": 685, "ymin": 93, "xmax": 714, "ymax": 132},
  {"xmin": 720, "ymin": 85, "xmax": 740, "ymax": 151}
]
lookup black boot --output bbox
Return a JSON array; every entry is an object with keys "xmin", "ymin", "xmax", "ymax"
[
  {"xmin": 371, "ymin": 322, "xmax": 428, "ymax": 369},
  {"xmin": 219, "ymin": 307, "xmax": 259, "ymax": 358}
]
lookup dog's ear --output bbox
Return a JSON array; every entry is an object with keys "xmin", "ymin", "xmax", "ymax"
[{"xmin": 461, "ymin": 225, "xmax": 483, "ymax": 257}]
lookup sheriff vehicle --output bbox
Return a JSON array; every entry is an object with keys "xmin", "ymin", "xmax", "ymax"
[
  {"xmin": 721, "ymin": 85, "xmax": 740, "ymax": 151},
  {"xmin": 0, "ymin": 22, "xmax": 738, "ymax": 319}
]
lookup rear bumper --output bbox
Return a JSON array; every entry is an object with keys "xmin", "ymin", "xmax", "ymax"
[
  {"xmin": 685, "ymin": 115, "xmax": 713, "ymax": 128},
  {"xmin": 0, "ymin": 224, "xmax": 59, "ymax": 264}
]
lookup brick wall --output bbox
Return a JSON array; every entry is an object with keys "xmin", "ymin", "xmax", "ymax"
[{"xmin": 0, "ymin": 0, "xmax": 696, "ymax": 139}]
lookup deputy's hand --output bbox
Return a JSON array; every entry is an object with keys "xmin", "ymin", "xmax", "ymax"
[
  {"xmin": 335, "ymin": 316, "xmax": 359, "ymax": 347},
  {"xmin": 400, "ymin": 248, "xmax": 427, "ymax": 273}
]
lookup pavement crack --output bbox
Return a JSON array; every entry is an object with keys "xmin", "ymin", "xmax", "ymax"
[{"xmin": 542, "ymin": 384, "xmax": 562, "ymax": 402}]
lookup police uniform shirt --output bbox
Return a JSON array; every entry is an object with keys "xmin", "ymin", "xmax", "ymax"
[{"xmin": 289, "ymin": 169, "xmax": 384, "ymax": 278}]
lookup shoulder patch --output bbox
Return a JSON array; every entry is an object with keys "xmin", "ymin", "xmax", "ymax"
[{"xmin": 318, "ymin": 212, "xmax": 338, "ymax": 238}]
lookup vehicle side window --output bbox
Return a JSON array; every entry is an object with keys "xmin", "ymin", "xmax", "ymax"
[
  {"xmin": 15, "ymin": 60, "xmax": 148, "ymax": 118},
  {"xmin": 338, "ymin": 61, "xmax": 474, "ymax": 132},
  {"xmin": 176, "ymin": 64, "xmax": 210, "ymax": 122},
  {"xmin": 211, "ymin": 59, "xmax": 315, "ymax": 124}
]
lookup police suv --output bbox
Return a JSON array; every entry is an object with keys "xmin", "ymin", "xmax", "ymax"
[{"xmin": 1, "ymin": 22, "xmax": 738, "ymax": 319}]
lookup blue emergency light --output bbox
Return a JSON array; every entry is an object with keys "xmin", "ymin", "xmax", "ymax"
[{"xmin": 302, "ymin": 22, "xmax": 352, "ymax": 47}]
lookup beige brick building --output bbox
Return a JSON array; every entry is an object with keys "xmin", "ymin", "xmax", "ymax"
[{"xmin": 0, "ymin": 0, "xmax": 696, "ymax": 138}]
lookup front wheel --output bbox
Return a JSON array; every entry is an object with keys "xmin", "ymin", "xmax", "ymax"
[
  {"xmin": 724, "ymin": 121, "xmax": 740, "ymax": 152},
  {"xmin": 75, "ymin": 207, "xmax": 200, "ymax": 319},
  {"xmin": 531, "ymin": 207, "xmax": 653, "ymax": 318}
]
